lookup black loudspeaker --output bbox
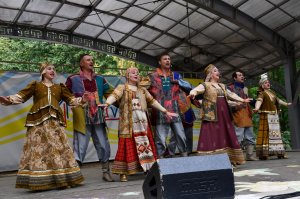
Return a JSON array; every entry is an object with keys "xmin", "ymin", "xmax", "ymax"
[{"xmin": 142, "ymin": 153, "xmax": 234, "ymax": 199}]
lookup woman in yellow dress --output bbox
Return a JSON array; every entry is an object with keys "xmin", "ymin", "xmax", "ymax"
[{"xmin": 253, "ymin": 75, "xmax": 291, "ymax": 160}]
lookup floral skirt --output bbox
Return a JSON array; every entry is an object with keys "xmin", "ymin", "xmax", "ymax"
[
  {"xmin": 197, "ymin": 97, "xmax": 245, "ymax": 165},
  {"xmin": 16, "ymin": 119, "xmax": 84, "ymax": 190}
]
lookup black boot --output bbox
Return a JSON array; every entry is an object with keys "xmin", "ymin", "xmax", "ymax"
[{"xmin": 76, "ymin": 160, "xmax": 83, "ymax": 167}]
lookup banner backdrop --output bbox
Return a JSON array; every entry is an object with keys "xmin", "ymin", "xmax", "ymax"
[{"xmin": 0, "ymin": 71, "xmax": 201, "ymax": 172}]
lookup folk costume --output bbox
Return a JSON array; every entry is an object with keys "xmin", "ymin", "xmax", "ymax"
[
  {"xmin": 227, "ymin": 82, "xmax": 257, "ymax": 160},
  {"xmin": 255, "ymin": 76, "xmax": 289, "ymax": 159},
  {"xmin": 66, "ymin": 70, "xmax": 113, "ymax": 181},
  {"xmin": 106, "ymin": 67, "xmax": 169, "ymax": 181},
  {"xmin": 148, "ymin": 68, "xmax": 187, "ymax": 158},
  {"xmin": 1, "ymin": 64, "xmax": 84, "ymax": 191},
  {"xmin": 190, "ymin": 64, "xmax": 246, "ymax": 166},
  {"xmin": 106, "ymin": 84, "xmax": 163, "ymax": 175},
  {"xmin": 168, "ymin": 72, "xmax": 197, "ymax": 155}
]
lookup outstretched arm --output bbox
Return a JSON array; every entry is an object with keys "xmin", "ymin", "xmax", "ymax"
[
  {"xmin": 0, "ymin": 94, "xmax": 24, "ymax": 105},
  {"xmin": 151, "ymin": 100, "xmax": 178, "ymax": 120},
  {"xmin": 144, "ymin": 88, "xmax": 179, "ymax": 119},
  {"xmin": 253, "ymin": 100, "xmax": 262, "ymax": 113},
  {"xmin": 188, "ymin": 84, "xmax": 205, "ymax": 99},
  {"xmin": 227, "ymin": 89, "xmax": 250, "ymax": 103},
  {"xmin": 277, "ymin": 98, "xmax": 292, "ymax": 106},
  {"xmin": 60, "ymin": 84, "xmax": 87, "ymax": 106},
  {"xmin": 105, "ymin": 84, "xmax": 125, "ymax": 106}
]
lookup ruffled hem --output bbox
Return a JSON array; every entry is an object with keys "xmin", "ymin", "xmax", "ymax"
[
  {"xmin": 28, "ymin": 103, "xmax": 60, "ymax": 115},
  {"xmin": 25, "ymin": 108, "xmax": 65, "ymax": 126}
]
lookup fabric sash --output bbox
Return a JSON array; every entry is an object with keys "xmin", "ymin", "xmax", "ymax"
[
  {"xmin": 132, "ymin": 98, "xmax": 155, "ymax": 172},
  {"xmin": 267, "ymin": 114, "xmax": 285, "ymax": 153}
]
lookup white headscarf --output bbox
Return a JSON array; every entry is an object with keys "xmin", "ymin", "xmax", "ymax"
[{"xmin": 259, "ymin": 73, "xmax": 268, "ymax": 86}]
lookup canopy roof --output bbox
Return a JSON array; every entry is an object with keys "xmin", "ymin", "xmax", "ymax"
[{"xmin": 0, "ymin": 0, "xmax": 299, "ymax": 81}]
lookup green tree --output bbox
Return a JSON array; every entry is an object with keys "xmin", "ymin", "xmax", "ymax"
[{"xmin": 0, "ymin": 37, "xmax": 154, "ymax": 75}]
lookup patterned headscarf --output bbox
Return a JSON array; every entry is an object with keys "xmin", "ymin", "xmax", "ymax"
[{"xmin": 204, "ymin": 64, "xmax": 216, "ymax": 82}]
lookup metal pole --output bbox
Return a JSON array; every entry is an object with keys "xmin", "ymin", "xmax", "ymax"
[{"xmin": 283, "ymin": 45, "xmax": 300, "ymax": 150}]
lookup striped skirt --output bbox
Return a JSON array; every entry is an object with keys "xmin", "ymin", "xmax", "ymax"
[{"xmin": 112, "ymin": 126, "xmax": 157, "ymax": 175}]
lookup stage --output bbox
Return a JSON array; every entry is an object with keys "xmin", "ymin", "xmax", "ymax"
[{"xmin": 1, "ymin": 152, "xmax": 300, "ymax": 199}]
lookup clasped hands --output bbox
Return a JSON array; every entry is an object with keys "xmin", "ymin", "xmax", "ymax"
[{"xmin": 0, "ymin": 96, "xmax": 12, "ymax": 106}]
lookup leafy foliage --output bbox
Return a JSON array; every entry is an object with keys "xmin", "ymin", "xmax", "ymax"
[{"xmin": 0, "ymin": 37, "xmax": 154, "ymax": 75}]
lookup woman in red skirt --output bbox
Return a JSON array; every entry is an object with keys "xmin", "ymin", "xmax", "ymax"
[{"xmin": 105, "ymin": 67, "xmax": 177, "ymax": 182}]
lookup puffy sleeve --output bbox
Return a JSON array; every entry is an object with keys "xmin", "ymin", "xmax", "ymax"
[
  {"xmin": 256, "ymin": 90, "xmax": 264, "ymax": 102},
  {"xmin": 190, "ymin": 83, "xmax": 205, "ymax": 96},
  {"xmin": 106, "ymin": 84, "xmax": 125, "ymax": 105},
  {"xmin": 140, "ymin": 76, "xmax": 151, "ymax": 89},
  {"xmin": 15, "ymin": 81, "xmax": 37, "ymax": 103},
  {"xmin": 254, "ymin": 100, "xmax": 262, "ymax": 110},
  {"xmin": 143, "ymin": 87, "xmax": 156, "ymax": 105},
  {"xmin": 151, "ymin": 100, "xmax": 167, "ymax": 113},
  {"xmin": 254, "ymin": 91, "xmax": 264, "ymax": 110}
]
